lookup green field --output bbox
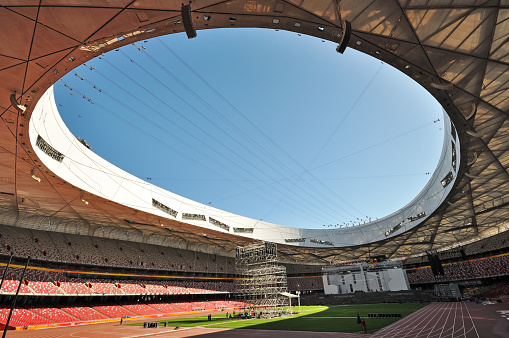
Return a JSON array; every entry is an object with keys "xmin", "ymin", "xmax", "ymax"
[{"xmin": 132, "ymin": 303, "xmax": 428, "ymax": 334}]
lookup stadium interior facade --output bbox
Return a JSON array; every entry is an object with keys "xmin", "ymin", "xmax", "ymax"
[{"xmin": 0, "ymin": 0, "xmax": 509, "ymax": 330}]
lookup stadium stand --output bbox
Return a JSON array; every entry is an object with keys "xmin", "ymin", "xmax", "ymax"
[
  {"xmin": 147, "ymin": 302, "xmax": 183, "ymax": 314},
  {"xmin": 60, "ymin": 306, "xmax": 110, "ymax": 321},
  {"xmin": 92, "ymin": 305, "xmax": 137, "ymax": 318},
  {"xmin": 121, "ymin": 304, "xmax": 163, "ymax": 316},
  {"xmin": 406, "ymin": 253, "xmax": 509, "ymax": 284},
  {"xmin": 0, "ymin": 311, "xmax": 29, "ymax": 328},
  {"xmin": 481, "ymin": 282, "xmax": 509, "ymax": 298},
  {"xmin": 0, "ymin": 224, "xmax": 236, "ymax": 273},
  {"xmin": 287, "ymin": 276, "xmax": 323, "ymax": 291},
  {"xmin": 0, "ymin": 308, "xmax": 54, "ymax": 326},
  {"xmin": 1, "ymin": 213, "xmax": 508, "ymax": 329},
  {"xmin": 29, "ymin": 307, "xmax": 81, "ymax": 324}
]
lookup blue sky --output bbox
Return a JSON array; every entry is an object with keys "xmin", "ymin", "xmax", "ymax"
[{"xmin": 55, "ymin": 28, "xmax": 444, "ymax": 229}]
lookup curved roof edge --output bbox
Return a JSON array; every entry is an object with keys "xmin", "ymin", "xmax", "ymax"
[
  {"xmin": 29, "ymin": 86, "xmax": 459, "ymax": 248},
  {"xmin": 2, "ymin": 0, "xmax": 507, "ymax": 262}
]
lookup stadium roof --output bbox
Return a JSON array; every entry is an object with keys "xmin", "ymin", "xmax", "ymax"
[{"xmin": 1, "ymin": 0, "xmax": 509, "ymax": 263}]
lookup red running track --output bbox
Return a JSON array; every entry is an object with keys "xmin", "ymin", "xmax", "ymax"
[{"xmin": 372, "ymin": 302, "xmax": 509, "ymax": 338}]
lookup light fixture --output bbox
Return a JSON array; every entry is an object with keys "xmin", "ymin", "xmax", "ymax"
[
  {"xmin": 430, "ymin": 82, "xmax": 453, "ymax": 90},
  {"xmin": 31, "ymin": 169, "xmax": 41, "ymax": 182},
  {"xmin": 80, "ymin": 194, "xmax": 89, "ymax": 205},
  {"xmin": 467, "ymin": 152, "xmax": 478, "ymax": 166},
  {"xmin": 10, "ymin": 92, "xmax": 26, "ymax": 113},
  {"xmin": 465, "ymin": 102, "xmax": 477, "ymax": 120},
  {"xmin": 466, "ymin": 130, "xmax": 482, "ymax": 138},
  {"xmin": 203, "ymin": 15, "xmax": 211, "ymax": 21},
  {"xmin": 294, "ymin": 22, "xmax": 301, "ymax": 27},
  {"xmin": 272, "ymin": 18, "xmax": 280, "ymax": 24},
  {"xmin": 465, "ymin": 172, "xmax": 477, "ymax": 179}
]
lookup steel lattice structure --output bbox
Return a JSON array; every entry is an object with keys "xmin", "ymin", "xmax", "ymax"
[{"xmin": 235, "ymin": 242, "xmax": 290, "ymax": 318}]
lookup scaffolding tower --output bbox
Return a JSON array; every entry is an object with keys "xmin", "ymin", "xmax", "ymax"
[{"xmin": 235, "ymin": 242, "xmax": 290, "ymax": 318}]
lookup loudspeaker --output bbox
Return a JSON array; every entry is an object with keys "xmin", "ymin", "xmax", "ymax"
[
  {"xmin": 434, "ymin": 254, "xmax": 445, "ymax": 275},
  {"xmin": 460, "ymin": 249, "xmax": 467, "ymax": 260},
  {"xmin": 336, "ymin": 20, "xmax": 351, "ymax": 54},
  {"xmin": 427, "ymin": 253, "xmax": 439, "ymax": 275},
  {"xmin": 181, "ymin": 3, "xmax": 197, "ymax": 39}
]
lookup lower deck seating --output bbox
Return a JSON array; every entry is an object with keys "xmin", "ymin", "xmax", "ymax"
[
  {"xmin": 59, "ymin": 306, "xmax": 109, "ymax": 321},
  {"xmin": 147, "ymin": 302, "xmax": 182, "ymax": 314},
  {"xmin": 0, "ymin": 308, "xmax": 55, "ymax": 326},
  {"xmin": 29, "ymin": 307, "xmax": 80, "ymax": 324},
  {"xmin": 92, "ymin": 305, "xmax": 137, "ymax": 318},
  {"xmin": 0, "ymin": 300, "xmax": 249, "ymax": 328},
  {"xmin": 121, "ymin": 304, "xmax": 163, "ymax": 316},
  {"xmin": 0, "ymin": 311, "xmax": 29, "ymax": 328}
]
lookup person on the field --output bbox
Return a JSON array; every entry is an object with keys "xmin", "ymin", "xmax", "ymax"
[{"xmin": 361, "ymin": 318, "xmax": 366, "ymax": 333}]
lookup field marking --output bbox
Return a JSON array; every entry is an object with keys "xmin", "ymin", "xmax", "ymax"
[
  {"xmin": 399, "ymin": 302, "xmax": 441, "ymax": 337},
  {"xmin": 372, "ymin": 303, "xmax": 438, "ymax": 337},
  {"xmin": 380, "ymin": 302, "xmax": 435, "ymax": 337},
  {"xmin": 122, "ymin": 326, "xmax": 196, "ymax": 338},
  {"xmin": 295, "ymin": 317, "xmax": 359, "ymax": 319},
  {"xmin": 371, "ymin": 302, "xmax": 481, "ymax": 338},
  {"xmin": 421, "ymin": 300, "xmax": 448, "ymax": 337},
  {"xmin": 463, "ymin": 302, "xmax": 480, "ymax": 338}
]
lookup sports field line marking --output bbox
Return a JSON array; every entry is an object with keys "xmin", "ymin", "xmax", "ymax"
[
  {"xmin": 123, "ymin": 326, "xmax": 195, "ymax": 338},
  {"xmin": 373, "ymin": 303, "xmax": 438, "ymax": 337},
  {"xmin": 401, "ymin": 302, "xmax": 445, "ymax": 338},
  {"xmin": 463, "ymin": 302, "xmax": 480, "ymax": 338},
  {"xmin": 298, "ymin": 317, "xmax": 359, "ymax": 319}
]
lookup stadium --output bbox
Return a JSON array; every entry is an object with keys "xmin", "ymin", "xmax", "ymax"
[{"xmin": 0, "ymin": 1, "xmax": 508, "ymax": 337}]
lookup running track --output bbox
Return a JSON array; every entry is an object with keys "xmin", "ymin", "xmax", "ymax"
[
  {"xmin": 373, "ymin": 302, "xmax": 508, "ymax": 338},
  {"xmin": 5, "ymin": 302, "xmax": 508, "ymax": 337}
]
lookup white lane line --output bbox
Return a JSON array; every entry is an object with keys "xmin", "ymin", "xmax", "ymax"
[
  {"xmin": 401, "ymin": 303, "xmax": 444, "ymax": 338},
  {"xmin": 451, "ymin": 302, "xmax": 467, "ymax": 338},
  {"xmin": 123, "ymin": 326, "xmax": 196, "ymax": 338},
  {"xmin": 299, "ymin": 317, "xmax": 359, "ymax": 319},
  {"xmin": 382, "ymin": 304, "xmax": 435, "ymax": 336},
  {"xmin": 463, "ymin": 303, "xmax": 480, "ymax": 338},
  {"xmin": 411, "ymin": 302, "xmax": 447, "ymax": 338},
  {"xmin": 462, "ymin": 301, "xmax": 467, "ymax": 338},
  {"xmin": 374, "ymin": 303, "xmax": 438, "ymax": 337},
  {"xmin": 426, "ymin": 302, "xmax": 451, "ymax": 338},
  {"xmin": 434, "ymin": 302, "xmax": 454, "ymax": 338},
  {"xmin": 413, "ymin": 302, "xmax": 445, "ymax": 338},
  {"xmin": 374, "ymin": 304, "xmax": 432, "ymax": 337},
  {"xmin": 451, "ymin": 302, "xmax": 458, "ymax": 338}
]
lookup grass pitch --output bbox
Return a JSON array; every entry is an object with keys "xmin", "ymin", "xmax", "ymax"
[{"xmin": 132, "ymin": 303, "xmax": 427, "ymax": 334}]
